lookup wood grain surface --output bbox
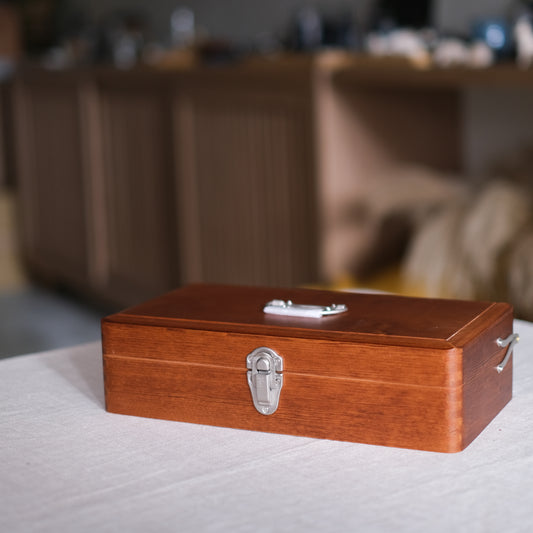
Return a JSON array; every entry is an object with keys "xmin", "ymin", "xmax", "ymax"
[{"xmin": 102, "ymin": 284, "xmax": 514, "ymax": 452}]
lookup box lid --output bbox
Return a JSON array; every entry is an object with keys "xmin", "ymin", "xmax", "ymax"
[{"xmin": 105, "ymin": 284, "xmax": 509, "ymax": 349}]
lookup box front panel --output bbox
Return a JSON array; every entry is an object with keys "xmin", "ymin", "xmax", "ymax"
[
  {"xmin": 103, "ymin": 356, "xmax": 463, "ymax": 452},
  {"xmin": 102, "ymin": 322, "xmax": 462, "ymax": 388},
  {"xmin": 103, "ymin": 323, "xmax": 464, "ymax": 452}
]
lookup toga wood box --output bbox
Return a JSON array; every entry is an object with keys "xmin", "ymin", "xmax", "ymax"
[{"xmin": 101, "ymin": 283, "xmax": 516, "ymax": 452}]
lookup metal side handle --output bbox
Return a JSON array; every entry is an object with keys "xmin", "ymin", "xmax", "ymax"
[{"xmin": 495, "ymin": 333, "xmax": 520, "ymax": 373}]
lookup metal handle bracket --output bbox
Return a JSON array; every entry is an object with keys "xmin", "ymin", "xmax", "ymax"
[
  {"xmin": 263, "ymin": 299, "xmax": 347, "ymax": 318},
  {"xmin": 495, "ymin": 333, "xmax": 520, "ymax": 373}
]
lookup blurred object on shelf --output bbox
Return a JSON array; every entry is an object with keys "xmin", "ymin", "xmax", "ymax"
[
  {"xmin": 468, "ymin": 41, "xmax": 495, "ymax": 68},
  {"xmin": 0, "ymin": 2, "xmax": 21, "ymax": 63},
  {"xmin": 141, "ymin": 41, "xmax": 172, "ymax": 66},
  {"xmin": 150, "ymin": 46, "xmax": 196, "ymax": 69},
  {"xmin": 363, "ymin": 0, "xmax": 516, "ymax": 69},
  {"xmin": 170, "ymin": 7, "xmax": 195, "ymax": 48},
  {"xmin": 326, "ymin": 148, "xmax": 533, "ymax": 321},
  {"xmin": 431, "ymin": 38, "xmax": 468, "ymax": 67},
  {"xmin": 321, "ymin": 10, "xmax": 361, "ymax": 49},
  {"xmin": 110, "ymin": 31, "xmax": 141, "ymax": 69},
  {"xmin": 37, "ymin": 6, "xmax": 149, "ymax": 69},
  {"xmin": 401, "ymin": 149, "xmax": 533, "ymax": 321},
  {"xmin": 194, "ymin": 39, "xmax": 243, "ymax": 65},
  {"xmin": 283, "ymin": 6, "xmax": 360, "ymax": 51},
  {"xmin": 102, "ymin": 10, "xmax": 147, "ymax": 69},
  {"xmin": 40, "ymin": 8, "xmax": 95, "ymax": 69},
  {"xmin": 153, "ymin": 38, "xmax": 242, "ymax": 68},
  {"xmin": 514, "ymin": 15, "xmax": 533, "ymax": 68},
  {"xmin": 153, "ymin": 5, "xmax": 244, "ymax": 68},
  {"xmin": 509, "ymin": 0, "xmax": 533, "ymax": 68},
  {"xmin": 472, "ymin": 18, "xmax": 512, "ymax": 59},
  {"xmin": 250, "ymin": 31, "xmax": 282, "ymax": 56},
  {"xmin": 365, "ymin": 28, "xmax": 432, "ymax": 68},
  {"xmin": 365, "ymin": 28, "xmax": 495, "ymax": 69},
  {"xmin": 86, "ymin": 9, "xmax": 148, "ymax": 68},
  {"xmin": 324, "ymin": 162, "xmax": 466, "ymax": 285},
  {"xmin": 368, "ymin": 0, "xmax": 434, "ymax": 32},
  {"xmin": 432, "ymin": 38, "xmax": 494, "ymax": 68},
  {"xmin": 285, "ymin": 6, "xmax": 323, "ymax": 51},
  {"xmin": 403, "ymin": 179, "xmax": 533, "ymax": 318},
  {"xmin": 315, "ymin": 49, "xmax": 426, "ymax": 71}
]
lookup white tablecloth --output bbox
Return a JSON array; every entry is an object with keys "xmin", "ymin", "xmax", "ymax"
[{"xmin": 1, "ymin": 320, "xmax": 533, "ymax": 533}]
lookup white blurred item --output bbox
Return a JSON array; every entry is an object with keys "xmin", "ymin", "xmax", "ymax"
[
  {"xmin": 366, "ymin": 29, "xmax": 431, "ymax": 67},
  {"xmin": 171, "ymin": 7, "xmax": 195, "ymax": 48},
  {"xmin": 112, "ymin": 32, "xmax": 138, "ymax": 69},
  {"xmin": 433, "ymin": 38, "xmax": 470, "ymax": 67},
  {"xmin": 402, "ymin": 179, "xmax": 533, "ymax": 320},
  {"xmin": 514, "ymin": 15, "xmax": 533, "ymax": 69},
  {"xmin": 296, "ymin": 7, "xmax": 323, "ymax": 50},
  {"xmin": 433, "ymin": 38, "xmax": 493, "ymax": 68},
  {"xmin": 468, "ymin": 41, "xmax": 494, "ymax": 68}
]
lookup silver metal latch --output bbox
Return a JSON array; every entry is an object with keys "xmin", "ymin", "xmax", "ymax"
[
  {"xmin": 246, "ymin": 347, "xmax": 283, "ymax": 415},
  {"xmin": 263, "ymin": 299, "xmax": 348, "ymax": 318}
]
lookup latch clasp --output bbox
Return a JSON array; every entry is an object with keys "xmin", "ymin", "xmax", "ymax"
[{"xmin": 246, "ymin": 347, "xmax": 283, "ymax": 415}]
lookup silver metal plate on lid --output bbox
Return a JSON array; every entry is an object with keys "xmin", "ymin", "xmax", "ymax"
[{"xmin": 263, "ymin": 299, "xmax": 347, "ymax": 319}]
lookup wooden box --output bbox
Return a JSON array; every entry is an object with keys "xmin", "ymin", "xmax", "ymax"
[{"xmin": 101, "ymin": 284, "xmax": 516, "ymax": 452}]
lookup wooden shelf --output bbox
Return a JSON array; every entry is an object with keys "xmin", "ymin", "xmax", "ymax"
[
  {"xmin": 9, "ymin": 54, "xmax": 533, "ymax": 305},
  {"xmin": 315, "ymin": 51, "xmax": 533, "ymax": 89}
]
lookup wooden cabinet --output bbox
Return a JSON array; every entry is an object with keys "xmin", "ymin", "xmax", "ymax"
[
  {"xmin": 94, "ymin": 75, "xmax": 179, "ymax": 304},
  {"xmin": 0, "ymin": 82, "xmax": 10, "ymax": 188},
  {"xmin": 12, "ymin": 71, "xmax": 180, "ymax": 306},
  {"xmin": 13, "ymin": 56, "xmax": 529, "ymax": 307},
  {"xmin": 174, "ymin": 66, "xmax": 317, "ymax": 286},
  {"xmin": 13, "ymin": 75, "xmax": 91, "ymax": 287},
  {"xmin": 11, "ymin": 63, "xmax": 318, "ymax": 307}
]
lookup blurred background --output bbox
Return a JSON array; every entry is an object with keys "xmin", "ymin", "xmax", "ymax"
[{"xmin": 2, "ymin": 0, "xmax": 533, "ymax": 357}]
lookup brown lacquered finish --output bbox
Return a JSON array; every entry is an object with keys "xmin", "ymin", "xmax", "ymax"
[{"xmin": 102, "ymin": 284, "xmax": 514, "ymax": 452}]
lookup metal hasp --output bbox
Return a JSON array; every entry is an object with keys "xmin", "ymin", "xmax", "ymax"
[
  {"xmin": 247, "ymin": 347, "xmax": 284, "ymax": 415},
  {"xmin": 263, "ymin": 299, "xmax": 348, "ymax": 318},
  {"xmin": 495, "ymin": 333, "xmax": 520, "ymax": 373}
]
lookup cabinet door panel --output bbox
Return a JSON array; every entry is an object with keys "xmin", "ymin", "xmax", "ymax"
[
  {"xmin": 14, "ymin": 79, "xmax": 89, "ymax": 284},
  {"xmin": 98, "ymin": 83, "xmax": 177, "ymax": 305},
  {"xmin": 176, "ymin": 90, "xmax": 318, "ymax": 287}
]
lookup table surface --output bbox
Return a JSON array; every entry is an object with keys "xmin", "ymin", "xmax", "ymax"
[{"xmin": 1, "ymin": 320, "xmax": 532, "ymax": 533}]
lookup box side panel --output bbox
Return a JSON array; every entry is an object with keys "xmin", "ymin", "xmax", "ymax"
[
  {"xmin": 102, "ymin": 322, "xmax": 465, "ymax": 452},
  {"xmin": 461, "ymin": 310, "xmax": 514, "ymax": 448}
]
